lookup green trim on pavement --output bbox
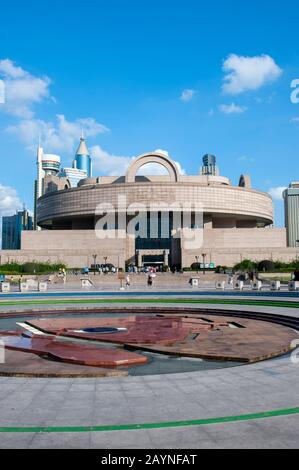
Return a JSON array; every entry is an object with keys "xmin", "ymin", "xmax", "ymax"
[
  {"xmin": 0, "ymin": 297, "xmax": 299, "ymax": 309},
  {"xmin": 0, "ymin": 407, "xmax": 298, "ymax": 434}
]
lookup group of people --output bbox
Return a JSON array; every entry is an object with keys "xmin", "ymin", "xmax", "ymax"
[{"xmin": 125, "ymin": 267, "xmax": 157, "ymax": 289}]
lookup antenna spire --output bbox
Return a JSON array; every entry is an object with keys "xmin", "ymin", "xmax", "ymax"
[{"xmin": 38, "ymin": 132, "xmax": 42, "ymax": 148}]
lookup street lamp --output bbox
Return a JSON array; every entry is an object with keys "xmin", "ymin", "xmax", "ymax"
[
  {"xmin": 195, "ymin": 256, "xmax": 200, "ymax": 274},
  {"xmin": 92, "ymin": 254, "xmax": 97, "ymax": 276},
  {"xmin": 195, "ymin": 256, "xmax": 199, "ymax": 274},
  {"xmin": 202, "ymin": 253, "xmax": 207, "ymax": 275}
]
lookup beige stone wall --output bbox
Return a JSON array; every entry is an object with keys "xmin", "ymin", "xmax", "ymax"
[
  {"xmin": 17, "ymin": 230, "xmax": 127, "ymax": 268},
  {"xmin": 0, "ymin": 227, "xmax": 296, "ymax": 269},
  {"xmin": 37, "ymin": 182, "xmax": 274, "ymax": 227},
  {"xmin": 203, "ymin": 228, "xmax": 287, "ymax": 249},
  {"xmin": 181, "ymin": 227, "xmax": 297, "ymax": 267},
  {"xmin": 183, "ymin": 248, "xmax": 299, "ymax": 268}
]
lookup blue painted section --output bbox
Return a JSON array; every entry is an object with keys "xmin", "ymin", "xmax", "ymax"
[
  {"xmin": 74, "ymin": 154, "xmax": 91, "ymax": 177},
  {"xmin": 0, "ymin": 291, "xmax": 299, "ymax": 300}
]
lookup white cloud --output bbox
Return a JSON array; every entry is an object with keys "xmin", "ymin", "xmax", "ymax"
[
  {"xmin": 137, "ymin": 164, "xmax": 170, "ymax": 176},
  {"xmin": 6, "ymin": 115, "xmax": 109, "ymax": 154},
  {"xmin": 0, "ymin": 59, "xmax": 26, "ymax": 78},
  {"xmin": 268, "ymin": 187, "xmax": 287, "ymax": 201},
  {"xmin": 155, "ymin": 149, "xmax": 169, "ymax": 157},
  {"xmin": 91, "ymin": 145, "xmax": 132, "ymax": 176},
  {"xmin": 91, "ymin": 146, "xmax": 186, "ymax": 177},
  {"xmin": 0, "ymin": 59, "xmax": 52, "ymax": 118},
  {"xmin": 222, "ymin": 54, "xmax": 282, "ymax": 95},
  {"xmin": 219, "ymin": 103, "xmax": 247, "ymax": 114},
  {"xmin": 180, "ymin": 89, "xmax": 196, "ymax": 102},
  {"xmin": 238, "ymin": 155, "xmax": 255, "ymax": 163},
  {"xmin": 0, "ymin": 184, "xmax": 22, "ymax": 215}
]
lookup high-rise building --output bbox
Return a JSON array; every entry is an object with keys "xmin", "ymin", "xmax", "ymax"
[
  {"xmin": 284, "ymin": 182, "xmax": 299, "ymax": 247},
  {"xmin": 34, "ymin": 145, "xmax": 62, "ymax": 229},
  {"xmin": 59, "ymin": 167, "xmax": 87, "ymax": 188},
  {"xmin": 200, "ymin": 154, "xmax": 219, "ymax": 176},
  {"xmin": 2, "ymin": 209, "xmax": 33, "ymax": 250},
  {"xmin": 73, "ymin": 134, "xmax": 92, "ymax": 178},
  {"xmin": 33, "ymin": 135, "xmax": 92, "ymax": 229},
  {"xmin": 42, "ymin": 154, "xmax": 61, "ymax": 176}
]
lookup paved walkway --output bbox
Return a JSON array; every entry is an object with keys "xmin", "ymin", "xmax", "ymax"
[
  {"xmin": 0, "ymin": 353, "xmax": 298, "ymax": 448},
  {"xmin": 0, "ymin": 293, "xmax": 298, "ymax": 449}
]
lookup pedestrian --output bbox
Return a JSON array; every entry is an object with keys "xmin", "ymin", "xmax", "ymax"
[
  {"xmin": 148, "ymin": 275, "xmax": 153, "ymax": 287},
  {"xmin": 126, "ymin": 275, "xmax": 131, "ymax": 288}
]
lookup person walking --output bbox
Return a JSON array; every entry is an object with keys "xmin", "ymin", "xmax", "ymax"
[
  {"xmin": 126, "ymin": 275, "xmax": 131, "ymax": 288},
  {"xmin": 148, "ymin": 274, "xmax": 153, "ymax": 287}
]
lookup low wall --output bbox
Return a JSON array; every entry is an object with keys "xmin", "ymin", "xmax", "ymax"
[
  {"xmin": 182, "ymin": 228, "xmax": 297, "ymax": 267},
  {"xmin": 0, "ymin": 228, "xmax": 297, "ymax": 269}
]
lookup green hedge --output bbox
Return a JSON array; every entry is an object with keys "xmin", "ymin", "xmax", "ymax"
[
  {"xmin": 233, "ymin": 259, "xmax": 299, "ymax": 272},
  {"xmin": 0, "ymin": 262, "xmax": 66, "ymax": 275}
]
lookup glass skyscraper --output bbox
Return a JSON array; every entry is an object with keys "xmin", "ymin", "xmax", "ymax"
[
  {"xmin": 2, "ymin": 209, "xmax": 33, "ymax": 250},
  {"xmin": 200, "ymin": 154, "xmax": 219, "ymax": 176}
]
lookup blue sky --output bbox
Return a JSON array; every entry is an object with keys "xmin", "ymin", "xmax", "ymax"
[{"xmin": 0, "ymin": 0, "xmax": 299, "ymax": 226}]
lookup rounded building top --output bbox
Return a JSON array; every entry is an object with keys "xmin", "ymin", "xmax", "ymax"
[{"xmin": 42, "ymin": 154, "xmax": 61, "ymax": 163}]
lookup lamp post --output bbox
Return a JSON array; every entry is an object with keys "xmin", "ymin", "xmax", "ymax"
[
  {"xmin": 195, "ymin": 256, "xmax": 200, "ymax": 274},
  {"xmin": 92, "ymin": 254, "xmax": 97, "ymax": 276},
  {"xmin": 104, "ymin": 257, "xmax": 108, "ymax": 273},
  {"xmin": 202, "ymin": 253, "xmax": 207, "ymax": 275}
]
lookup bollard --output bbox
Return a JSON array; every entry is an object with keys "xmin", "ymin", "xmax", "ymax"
[
  {"xmin": 270, "ymin": 281, "xmax": 281, "ymax": 291},
  {"xmin": 252, "ymin": 281, "xmax": 263, "ymax": 291},
  {"xmin": 0, "ymin": 283, "xmax": 10, "ymax": 293},
  {"xmin": 81, "ymin": 278, "xmax": 93, "ymax": 288},
  {"xmin": 216, "ymin": 281, "xmax": 225, "ymax": 290},
  {"xmin": 289, "ymin": 281, "xmax": 299, "ymax": 292},
  {"xmin": 234, "ymin": 281, "xmax": 244, "ymax": 291},
  {"xmin": 20, "ymin": 282, "xmax": 28, "ymax": 292},
  {"xmin": 38, "ymin": 282, "xmax": 48, "ymax": 292},
  {"xmin": 190, "ymin": 278, "xmax": 199, "ymax": 288}
]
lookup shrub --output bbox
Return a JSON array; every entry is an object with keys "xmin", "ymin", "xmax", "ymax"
[
  {"xmin": 0, "ymin": 262, "xmax": 66, "ymax": 275},
  {"xmin": 258, "ymin": 260, "xmax": 276, "ymax": 272},
  {"xmin": 234, "ymin": 259, "xmax": 258, "ymax": 272}
]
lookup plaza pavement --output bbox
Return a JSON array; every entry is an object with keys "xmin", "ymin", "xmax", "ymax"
[
  {"xmin": 0, "ymin": 353, "xmax": 298, "ymax": 449},
  {"xmin": 0, "ymin": 290, "xmax": 298, "ymax": 449}
]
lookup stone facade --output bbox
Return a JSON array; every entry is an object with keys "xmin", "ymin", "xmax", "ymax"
[{"xmin": 1, "ymin": 152, "xmax": 298, "ymax": 269}]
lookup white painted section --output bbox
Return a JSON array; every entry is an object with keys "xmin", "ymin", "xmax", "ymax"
[{"xmin": 17, "ymin": 323, "xmax": 46, "ymax": 336}]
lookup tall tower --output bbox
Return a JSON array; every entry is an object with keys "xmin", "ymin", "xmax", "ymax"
[
  {"xmin": 42, "ymin": 154, "xmax": 61, "ymax": 176},
  {"xmin": 34, "ymin": 143, "xmax": 45, "ymax": 230},
  {"xmin": 73, "ymin": 132, "xmax": 92, "ymax": 178},
  {"xmin": 284, "ymin": 182, "xmax": 299, "ymax": 247},
  {"xmin": 200, "ymin": 154, "xmax": 219, "ymax": 176}
]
